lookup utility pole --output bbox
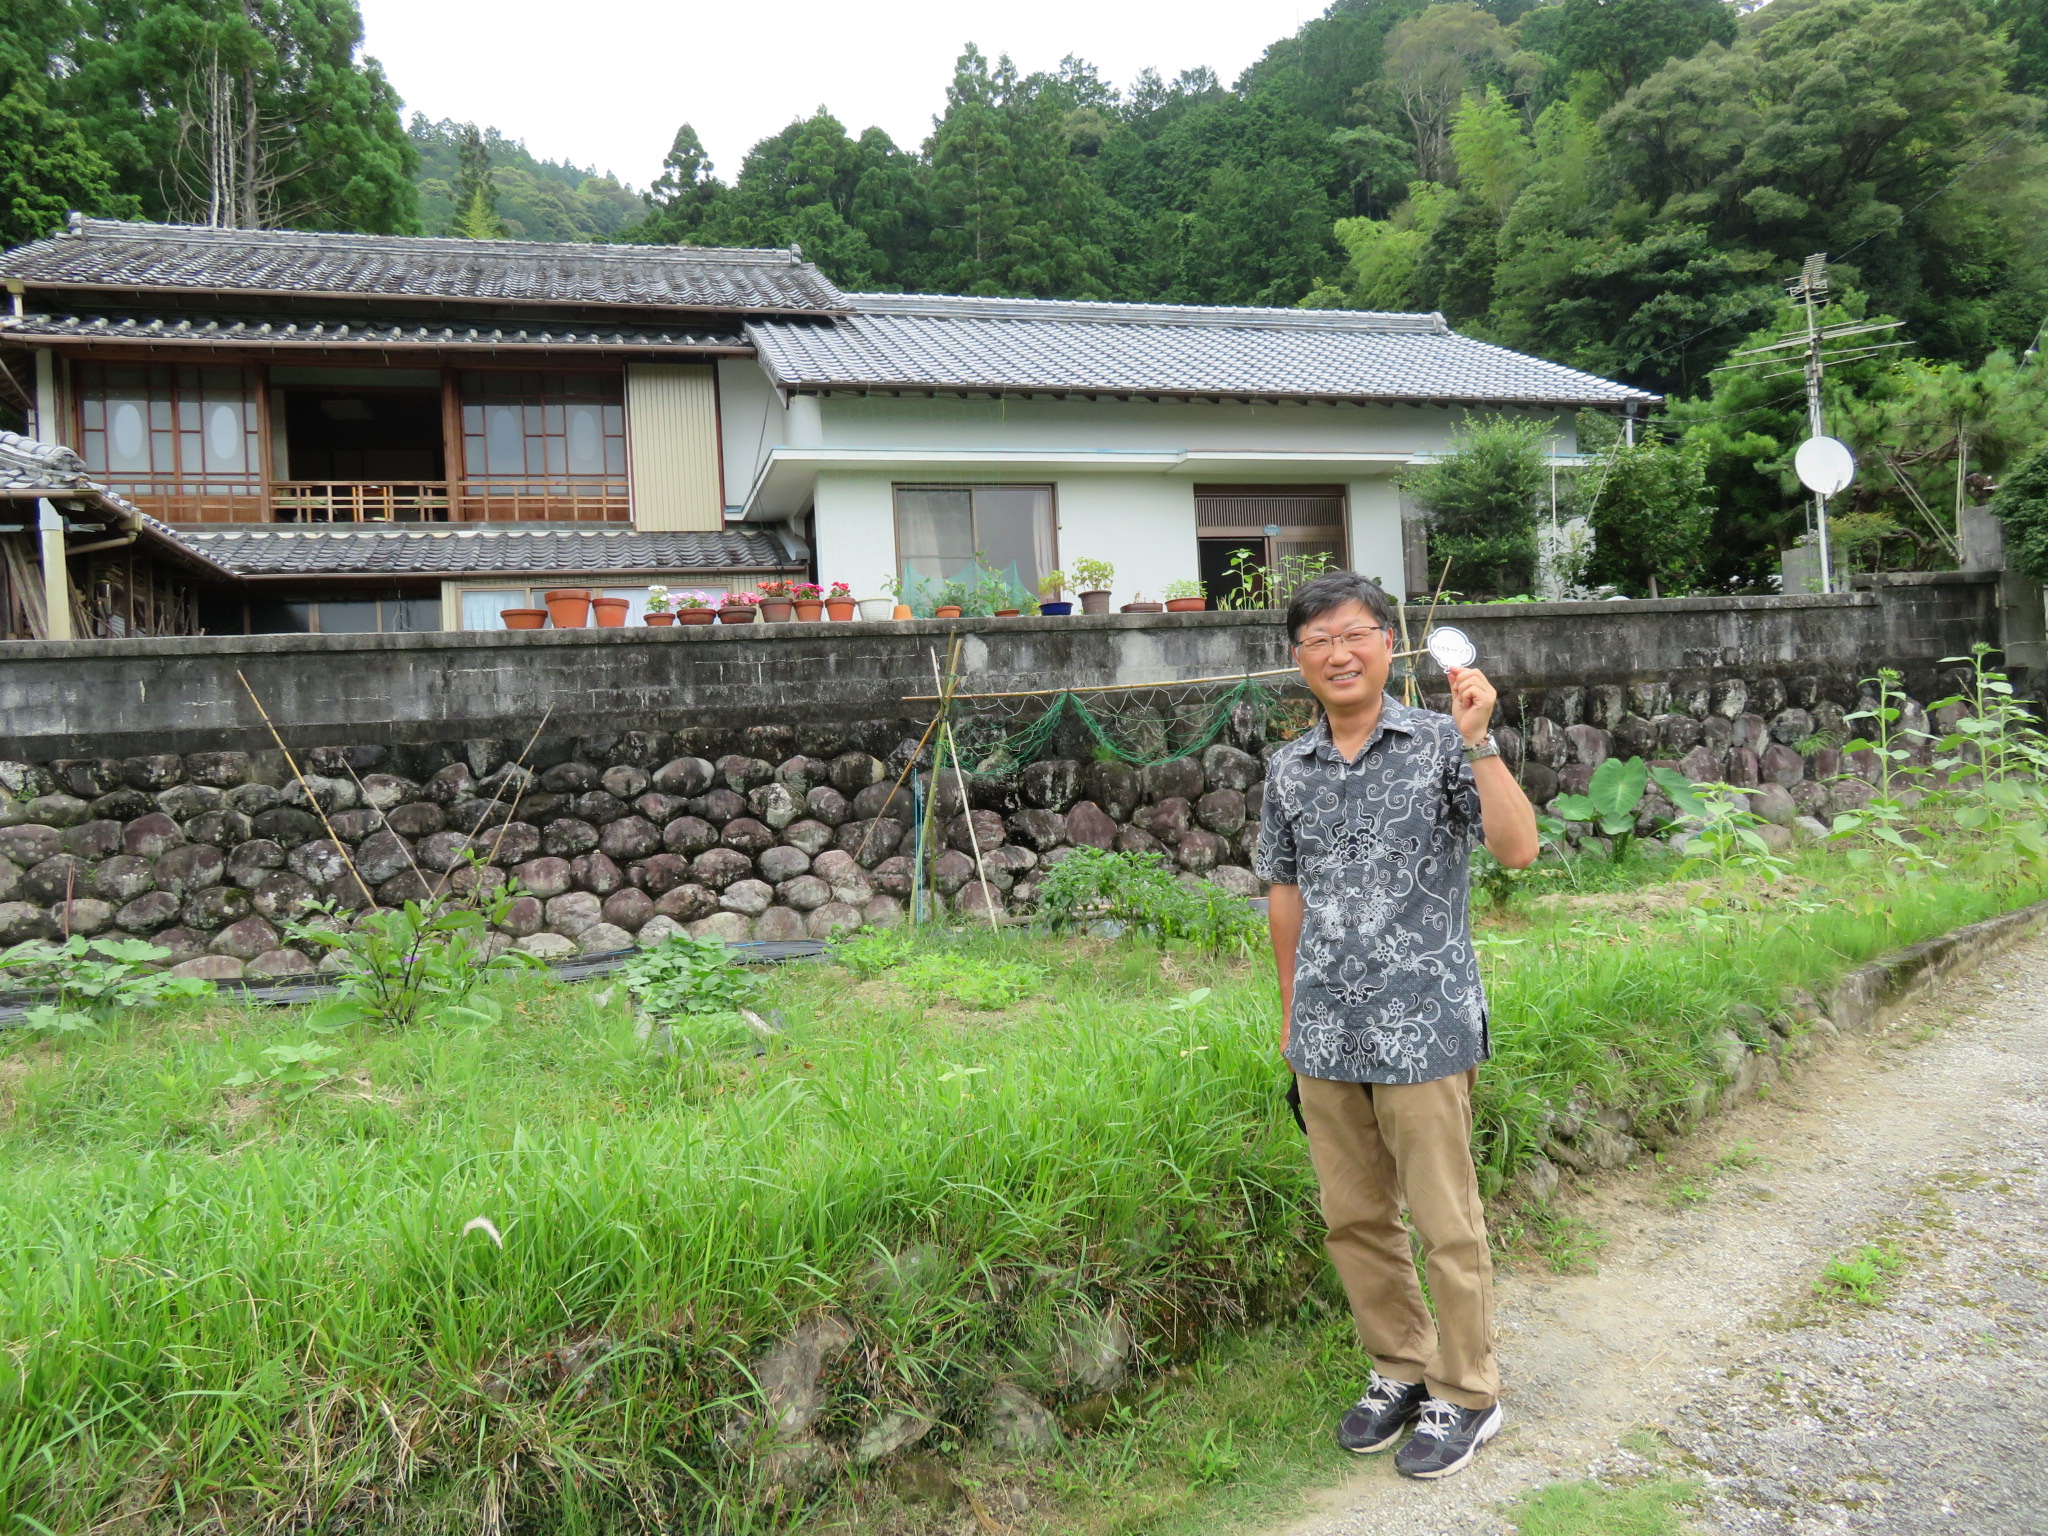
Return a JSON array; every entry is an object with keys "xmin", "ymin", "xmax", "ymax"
[
  {"xmin": 1717, "ymin": 254, "xmax": 1909, "ymax": 597},
  {"xmin": 1793, "ymin": 255, "xmax": 1834, "ymax": 593}
]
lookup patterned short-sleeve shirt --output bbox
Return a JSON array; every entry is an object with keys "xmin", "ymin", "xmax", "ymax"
[{"xmin": 1255, "ymin": 698, "xmax": 1488, "ymax": 1085}]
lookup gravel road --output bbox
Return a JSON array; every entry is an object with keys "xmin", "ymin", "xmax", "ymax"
[{"xmin": 1247, "ymin": 932, "xmax": 2048, "ymax": 1536}]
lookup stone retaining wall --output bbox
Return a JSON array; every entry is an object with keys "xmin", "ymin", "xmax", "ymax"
[{"xmin": 0, "ymin": 659, "xmax": 1965, "ymax": 975}]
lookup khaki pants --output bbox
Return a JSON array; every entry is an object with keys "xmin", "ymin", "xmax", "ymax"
[{"xmin": 1296, "ymin": 1069, "xmax": 1499, "ymax": 1410}]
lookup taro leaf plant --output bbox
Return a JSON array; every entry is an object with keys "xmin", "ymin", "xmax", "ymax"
[
  {"xmin": 289, "ymin": 878, "xmax": 537, "ymax": 1032},
  {"xmin": 1551, "ymin": 756, "xmax": 1704, "ymax": 862},
  {"xmin": 0, "ymin": 935, "xmax": 214, "ymax": 1036}
]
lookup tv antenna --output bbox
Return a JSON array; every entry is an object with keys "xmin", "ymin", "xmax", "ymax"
[{"xmin": 1716, "ymin": 254, "xmax": 1910, "ymax": 594}]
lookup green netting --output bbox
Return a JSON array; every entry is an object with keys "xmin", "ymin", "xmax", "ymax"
[{"xmin": 950, "ymin": 676, "xmax": 1285, "ymax": 772}]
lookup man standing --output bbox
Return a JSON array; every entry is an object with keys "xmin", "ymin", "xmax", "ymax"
[{"xmin": 1256, "ymin": 571, "xmax": 1538, "ymax": 1480}]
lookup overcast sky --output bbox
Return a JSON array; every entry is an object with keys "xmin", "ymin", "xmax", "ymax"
[{"xmin": 354, "ymin": 0, "xmax": 1313, "ymax": 189}]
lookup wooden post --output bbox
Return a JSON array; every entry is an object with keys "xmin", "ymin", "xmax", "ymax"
[
  {"xmin": 440, "ymin": 368, "xmax": 464, "ymax": 523},
  {"xmin": 36, "ymin": 501, "xmax": 72, "ymax": 641}
]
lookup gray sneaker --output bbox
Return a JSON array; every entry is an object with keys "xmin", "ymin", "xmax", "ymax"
[
  {"xmin": 1393, "ymin": 1397, "xmax": 1505, "ymax": 1479},
  {"xmin": 1336, "ymin": 1369, "xmax": 1429, "ymax": 1454}
]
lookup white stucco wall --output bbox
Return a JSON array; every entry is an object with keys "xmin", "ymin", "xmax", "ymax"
[
  {"xmin": 715, "ymin": 359, "xmax": 790, "ymax": 511},
  {"xmin": 1051, "ymin": 477, "xmax": 1198, "ymax": 603},
  {"xmin": 811, "ymin": 471, "xmax": 899, "ymax": 600},
  {"xmin": 1346, "ymin": 476, "xmax": 1408, "ymax": 597}
]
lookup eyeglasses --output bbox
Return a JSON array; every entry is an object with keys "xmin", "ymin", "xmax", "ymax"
[{"xmin": 1293, "ymin": 625, "xmax": 1388, "ymax": 660}]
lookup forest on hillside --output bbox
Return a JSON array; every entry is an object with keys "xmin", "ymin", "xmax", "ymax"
[{"xmin": 2, "ymin": 0, "xmax": 2046, "ymax": 590}]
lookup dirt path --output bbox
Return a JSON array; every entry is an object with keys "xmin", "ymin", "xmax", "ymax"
[{"xmin": 1243, "ymin": 932, "xmax": 2048, "ymax": 1536}]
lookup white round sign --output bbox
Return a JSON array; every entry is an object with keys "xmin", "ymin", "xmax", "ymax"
[
  {"xmin": 1426, "ymin": 625, "xmax": 1476, "ymax": 670},
  {"xmin": 1794, "ymin": 436, "xmax": 1856, "ymax": 497}
]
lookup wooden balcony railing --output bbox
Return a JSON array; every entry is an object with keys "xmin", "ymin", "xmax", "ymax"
[
  {"xmin": 111, "ymin": 478, "xmax": 633, "ymax": 525},
  {"xmin": 272, "ymin": 482, "xmax": 453, "ymax": 522}
]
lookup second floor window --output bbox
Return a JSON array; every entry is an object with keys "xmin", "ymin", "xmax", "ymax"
[{"xmin": 459, "ymin": 371, "xmax": 625, "ymax": 489}]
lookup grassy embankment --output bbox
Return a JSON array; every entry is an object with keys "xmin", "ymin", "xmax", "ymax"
[{"xmin": 0, "ymin": 847, "xmax": 2038, "ymax": 1533}]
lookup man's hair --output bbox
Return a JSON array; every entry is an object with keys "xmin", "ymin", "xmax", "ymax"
[{"xmin": 1285, "ymin": 571, "xmax": 1398, "ymax": 643}]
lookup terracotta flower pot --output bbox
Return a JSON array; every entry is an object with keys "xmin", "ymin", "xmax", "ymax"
[
  {"xmin": 994, "ymin": 608, "xmax": 1021, "ymax": 617},
  {"xmin": 1039, "ymin": 601, "xmax": 1074, "ymax": 616},
  {"xmin": 759, "ymin": 599, "xmax": 794, "ymax": 623},
  {"xmin": 718, "ymin": 606, "xmax": 757, "ymax": 624},
  {"xmin": 501, "ymin": 608, "xmax": 548, "ymax": 630},
  {"xmin": 1079, "ymin": 590, "xmax": 1111, "ymax": 615},
  {"xmin": 793, "ymin": 600, "xmax": 824, "ymax": 621},
  {"xmin": 1165, "ymin": 597, "xmax": 1207, "ymax": 612},
  {"xmin": 1121, "ymin": 601, "xmax": 1164, "ymax": 614},
  {"xmin": 543, "ymin": 588, "xmax": 591, "ymax": 627},
  {"xmin": 677, "ymin": 609, "xmax": 716, "ymax": 625},
  {"xmin": 826, "ymin": 599, "xmax": 857, "ymax": 620},
  {"xmin": 934, "ymin": 605, "xmax": 963, "ymax": 618},
  {"xmin": 592, "ymin": 596, "xmax": 630, "ymax": 627},
  {"xmin": 643, "ymin": 611, "xmax": 676, "ymax": 626},
  {"xmin": 892, "ymin": 604, "xmax": 914, "ymax": 620}
]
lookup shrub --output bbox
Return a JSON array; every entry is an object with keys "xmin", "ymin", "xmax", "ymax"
[
  {"xmin": 290, "ymin": 891, "xmax": 536, "ymax": 1031},
  {"xmin": 1402, "ymin": 414, "xmax": 1544, "ymax": 598},
  {"xmin": 1991, "ymin": 441, "xmax": 2048, "ymax": 582},
  {"xmin": 1585, "ymin": 437, "xmax": 1712, "ymax": 597}
]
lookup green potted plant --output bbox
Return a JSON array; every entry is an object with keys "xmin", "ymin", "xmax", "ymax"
[
  {"xmin": 1120, "ymin": 590, "xmax": 1163, "ymax": 614},
  {"xmin": 1071, "ymin": 557, "xmax": 1114, "ymax": 615},
  {"xmin": 934, "ymin": 575, "xmax": 969, "ymax": 619},
  {"xmin": 1163, "ymin": 577, "xmax": 1207, "ymax": 613},
  {"xmin": 674, "ymin": 593, "xmax": 715, "ymax": 626},
  {"xmin": 643, "ymin": 585, "xmax": 676, "ymax": 626},
  {"xmin": 1037, "ymin": 569, "xmax": 1071, "ymax": 616},
  {"xmin": 876, "ymin": 572, "xmax": 911, "ymax": 620}
]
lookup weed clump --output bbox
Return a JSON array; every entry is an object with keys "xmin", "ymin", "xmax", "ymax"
[{"xmin": 1035, "ymin": 847, "xmax": 1263, "ymax": 952}]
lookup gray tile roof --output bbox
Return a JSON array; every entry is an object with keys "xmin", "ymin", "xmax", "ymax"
[
  {"xmin": 1, "ymin": 309, "xmax": 748, "ymax": 353},
  {"xmin": 0, "ymin": 218, "xmax": 849, "ymax": 315},
  {"xmin": 0, "ymin": 429, "xmax": 100, "ymax": 496},
  {"xmin": 0, "ymin": 430, "xmax": 240, "ymax": 579},
  {"xmin": 748, "ymin": 293, "xmax": 1659, "ymax": 407},
  {"xmin": 180, "ymin": 525, "xmax": 804, "ymax": 578}
]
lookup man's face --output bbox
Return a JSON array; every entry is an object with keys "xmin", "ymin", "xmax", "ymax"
[{"xmin": 1293, "ymin": 599, "xmax": 1394, "ymax": 711}]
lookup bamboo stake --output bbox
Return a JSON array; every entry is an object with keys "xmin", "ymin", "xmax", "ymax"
[
  {"xmin": 1396, "ymin": 595, "xmax": 1417, "ymax": 707},
  {"xmin": 236, "ymin": 671, "xmax": 380, "ymax": 911},
  {"xmin": 930, "ymin": 645, "xmax": 1000, "ymax": 930}
]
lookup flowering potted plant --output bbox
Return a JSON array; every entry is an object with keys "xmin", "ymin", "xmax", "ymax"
[
  {"xmin": 1037, "ymin": 570, "xmax": 1072, "ymax": 616},
  {"xmin": 1071, "ymin": 558, "xmax": 1114, "ymax": 615},
  {"xmin": 1163, "ymin": 577, "xmax": 1207, "ymax": 613},
  {"xmin": 792, "ymin": 581, "xmax": 825, "ymax": 621},
  {"xmin": 717, "ymin": 591, "xmax": 760, "ymax": 624},
  {"xmin": 754, "ymin": 578, "xmax": 795, "ymax": 622},
  {"xmin": 674, "ymin": 593, "xmax": 716, "ymax": 625},
  {"xmin": 643, "ymin": 585, "xmax": 676, "ymax": 625},
  {"xmin": 825, "ymin": 581, "xmax": 857, "ymax": 621}
]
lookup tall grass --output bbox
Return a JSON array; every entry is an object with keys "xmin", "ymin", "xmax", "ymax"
[{"xmin": 0, "ymin": 856, "xmax": 2036, "ymax": 1531}]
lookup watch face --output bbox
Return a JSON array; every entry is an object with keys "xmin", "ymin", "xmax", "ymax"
[{"xmin": 1426, "ymin": 625, "xmax": 1476, "ymax": 670}]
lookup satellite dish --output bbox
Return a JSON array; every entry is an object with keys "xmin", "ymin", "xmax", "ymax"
[
  {"xmin": 1795, "ymin": 436, "xmax": 1856, "ymax": 497},
  {"xmin": 1426, "ymin": 625, "xmax": 1476, "ymax": 670}
]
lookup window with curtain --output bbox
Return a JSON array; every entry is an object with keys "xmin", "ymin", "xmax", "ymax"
[
  {"xmin": 459, "ymin": 371, "xmax": 626, "ymax": 490},
  {"xmin": 75, "ymin": 364, "xmax": 263, "ymax": 500},
  {"xmin": 893, "ymin": 484, "xmax": 1055, "ymax": 605}
]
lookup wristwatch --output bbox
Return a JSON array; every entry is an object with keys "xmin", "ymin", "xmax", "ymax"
[{"xmin": 1462, "ymin": 732, "xmax": 1501, "ymax": 763}]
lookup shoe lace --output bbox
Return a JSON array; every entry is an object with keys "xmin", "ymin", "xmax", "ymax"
[
  {"xmin": 1410, "ymin": 1398, "xmax": 1462, "ymax": 1441},
  {"xmin": 1357, "ymin": 1369, "xmax": 1414, "ymax": 1412}
]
